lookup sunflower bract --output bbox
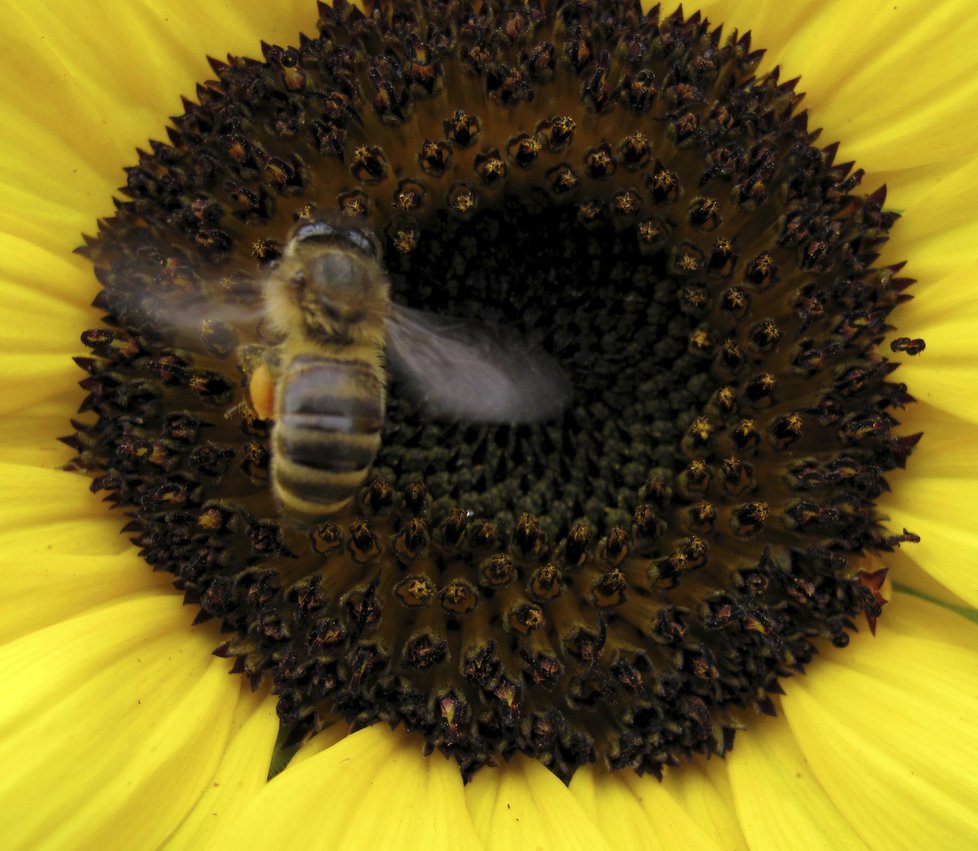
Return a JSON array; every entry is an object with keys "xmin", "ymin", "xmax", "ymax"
[{"xmin": 70, "ymin": 0, "xmax": 917, "ymax": 780}]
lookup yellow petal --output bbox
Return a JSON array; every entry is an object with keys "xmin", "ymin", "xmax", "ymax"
[
  {"xmin": 0, "ymin": 241, "xmax": 103, "ymax": 464},
  {"xmin": 0, "ymin": 547, "xmax": 168, "ymax": 646},
  {"xmin": 888, "ymin": 402, "xmax": 978, "ymax": 479},
  {"xmin": 2, "ymin": 282, "xmax": 89, "ymax": 357},
  {"xmin": 287, "ymin": 720, "xmax": 351, "ymax": 767},
  {"xmin": 729, "ymin": 712, "xmax": 870, "ymax": 850},
  {"xmin": 880, "ymin": 155, "xmax": 978, "ymax": 286},
  {"xmin": 687, "ymin": 0, "xmax": 820, "ymax": 72},
  {"xmin": 0, "ymin": 2, "xmax": 317, "ymax": 256},
  {"xmin": 165, "ymin": 686, "xmax": 279, "ymax": 849},
  {"xmin": 0, "ymin": 463, "xmax": 166, "ymax": 644},
  {"xmin": 570, "ymin": 765, "xmax": 723, "ymax": 850},
  {"xmin": 881, "ymin": 481, "xmax": 978, "ymax": 609},
  {"xmin": 695, "ymin": 0, "xmax": 978, "ymax": 170},
  {"xmin": 0, "ymin": 274, "xmax": 94, "ymax": 418},
  {"xmin": 0, "ymin": 184, "xmax": 97, "ymax": 271},
  {"xmin": 869, "ymin": 403, "xmax": 978, "ymax": 606},
  {"xmin": 782, "ymin": 600, "xmax": 978, "ymax": 850},
  {"xmin": 883, "ymin": 490, "xmax": 978, "ymax": 607},
  {"xmin": 0, "ymin": 352, "xmax": 82, "ymax": 418},
  {"xmin": 885, "ymin": 263, "xmax": 978, "ymax": 366},
  {"xmin": 466, "ymin": 756, "xmax": 612, "ymax": 851},
  {"xmin": 887, "ymin": 261, "xmax": 978, "ymax": 335},
  {"xmin": 205, "ymin": 726, "xmax": 483, "ymax": 851},
  {"xmin": 0, "ymin": 231, "xmax": 96, "ymax": 308},
  {"xmin": 0, "ymin": 595, "xmax": 240, "ymax": 851},
  {"xmin": 883, "ymin": 588, "xmax": 978, "ymax": 650},
  {"xmin": 885, "ymin": 266, "xmax": 978, "ymax": 425},
  {"xmin": 0, "ymin": 463, "xmax": 130, "ymax": 551},
  {"xmin": 862, "ymin": 542, "xmax": 978, "ymax": 623},
  {"xmin": 660, "ymin": 758, "xmax": 748, "ymax": 851},
  {"xmin": 0, "ymin": 398, "xmax": 80, "ymax": 468}
]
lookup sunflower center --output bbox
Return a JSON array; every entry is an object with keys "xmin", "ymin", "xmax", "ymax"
[
  {"xmin": 71, "ymin": 0, "xmax": 917, "ymax": 781},
  {"xmin": 381, "ymin": 203, "xmax": 712, "ymax": 539}
]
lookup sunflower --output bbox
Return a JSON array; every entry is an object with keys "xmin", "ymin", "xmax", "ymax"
[{"xmin": 1, "ymin": 0, "xmax": 977, "ymax": 849}]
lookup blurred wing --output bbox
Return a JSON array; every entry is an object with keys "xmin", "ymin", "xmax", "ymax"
[
  {"xmin": 105, "ymin": 287, "xmax": 266, "ymax": 355},
  {"xmin": 386, "ymin": 304, "xmax": 572, "ymax": 423}
]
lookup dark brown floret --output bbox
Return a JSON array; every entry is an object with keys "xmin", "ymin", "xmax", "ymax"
[{"xmin": 70, "ymin": 0, "xmax": 920, "ymax": 782}]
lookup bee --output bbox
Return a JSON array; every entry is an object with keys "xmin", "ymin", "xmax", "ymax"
[{"xmin": 235, "ymin": 218, "xmax": 571, "ymax": 522}]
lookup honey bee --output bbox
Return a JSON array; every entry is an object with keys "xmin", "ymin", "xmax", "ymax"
[{"xmin": 236, "ymin": 218, "xmax": 571, "ymax": 522}]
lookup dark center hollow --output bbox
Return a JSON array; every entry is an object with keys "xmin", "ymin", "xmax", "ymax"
[{"xmin": 381, "ymin": 201, "xmax": 710, "ymax": 540}]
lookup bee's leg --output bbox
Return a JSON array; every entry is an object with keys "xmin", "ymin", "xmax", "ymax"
[
  {"xmin": 248, "ymin": 360, "xmax": 277, "ymax": 420},
  {"xmin": 227, "ymin": 344, "xmax": 277, "ymax": 422}
]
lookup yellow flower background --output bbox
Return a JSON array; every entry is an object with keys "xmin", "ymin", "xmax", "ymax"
[{"xmin": 1, "ymin": 1, "xmax": 977, "ymax": 848}]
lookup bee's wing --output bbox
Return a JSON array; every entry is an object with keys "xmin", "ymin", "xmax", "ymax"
[
  {"xmin": 386, "ymin": 304, "xmax": 572, "ymax": 423},
  {"xmin": 105, "ymin": 286, "xmax": 267, "ymax": 355}
]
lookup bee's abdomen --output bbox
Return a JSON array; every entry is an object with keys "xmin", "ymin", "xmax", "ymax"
[{"xmin": 272, "ymin": 355, "xmax": 384, "ymax": 518}]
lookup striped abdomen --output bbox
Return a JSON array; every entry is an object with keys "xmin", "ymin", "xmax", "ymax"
[{"xmin": 271, "ymin": 355, "xmax": 384, "ymax": 519}]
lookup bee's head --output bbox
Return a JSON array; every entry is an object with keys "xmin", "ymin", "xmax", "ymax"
[
  {"xmin": 290, "ymin": 220, "xmax": 380, "ymax": 257},
  {"xmin": 281, "ymin": 219, "xmax": 389, "ymax": 333}
]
